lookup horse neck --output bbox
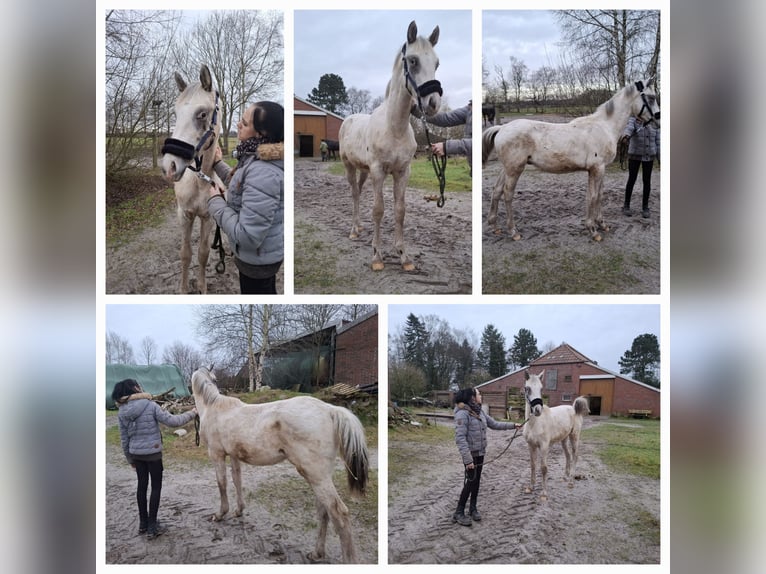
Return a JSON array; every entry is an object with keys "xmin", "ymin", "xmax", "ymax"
[
  {"xmin": 385, "ymin": 62, "xmax": 414, "ymax": 137},
  {"xmin": 597, "ymin": 87, "xmax": 638, "ymax": 138}
]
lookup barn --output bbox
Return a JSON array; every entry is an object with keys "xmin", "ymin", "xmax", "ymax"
[
  {"xmin": 477, "ymin": 343, "xmax": 661, "ymax": 419},
  {"xmin": 105, "ymin": 364, "xmax": 190, "ymax": 409},
  {"xmin": 293, "ymin": 95, "xmax": 344, "ymax": 159},
  {"xmin": 227, "ymin": 310, "xmax": 378, "ymax": 393}
]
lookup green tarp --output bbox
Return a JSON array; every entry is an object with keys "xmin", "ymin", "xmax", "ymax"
[{"xmin": 106, "ymin": 364, "xmax": 190, "ymax": 409}]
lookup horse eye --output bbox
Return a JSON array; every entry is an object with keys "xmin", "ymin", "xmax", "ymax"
[{"xmin": 409, "ymin": 57, "xmax": 418, "ymax": 68}]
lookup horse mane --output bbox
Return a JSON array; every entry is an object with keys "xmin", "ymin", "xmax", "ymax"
[{"xmin": 191, "ymin": 367, "xmax": 237, "ymax": 407}]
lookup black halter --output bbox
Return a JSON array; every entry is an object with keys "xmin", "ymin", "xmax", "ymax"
[
  {"xmin": 161, "ymin": 90, "xmax": 220, "ymax": 172},
  {"xmin": 634, "ymin": 81, "xmax": 660, "ymax": 125},
  {"xmin": 528, "ymin": 397, "xmax": 544, "ymax": 411}
]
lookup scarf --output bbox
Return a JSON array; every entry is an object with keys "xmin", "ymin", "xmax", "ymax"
[
  {"xmin": 468, "ymin": 401, "xmax": 483, "ymax": 417},
  {"xmin": 116, "ymin": 392, "xmax": 152, "ymax": 405}
]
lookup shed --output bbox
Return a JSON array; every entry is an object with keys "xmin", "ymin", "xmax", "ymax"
[
  {"xmin": 106, "ymin": 364, "xmax": 189, "ymax": 409},
  {"xmin": 294, "ymin": 95, "xmax": 344, "ymax": 158},
  {"xmin": 477, "ymin": 343, "xmax": 661, "ymax": 419}
]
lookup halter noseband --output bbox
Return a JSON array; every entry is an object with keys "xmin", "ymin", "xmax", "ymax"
[
  {"xmin": 161, "ymin": 90, "xmax": 220, "ymax": 172},
  {"xmin": 401, "ymin": 44, "xmax": 443, "ymax": 112},
  {"xmin": 528, "ymin": 397, "xmax": 544, "ymax": 411},
  {"xmin": 634, "ymin": 81, "xmax": 660, "ymax": 125}
]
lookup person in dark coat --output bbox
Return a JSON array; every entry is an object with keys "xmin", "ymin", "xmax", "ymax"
[
  {"xmin": 620, "ymin": 116, "xmax": 661, "ymax": 218},
  {"xmin": 453, "ymin": 387, "xmax": 520, "ymax": 526},
  {"xmin": 112, "ymin": 379, "xmax": 197, "ymax": 539}
]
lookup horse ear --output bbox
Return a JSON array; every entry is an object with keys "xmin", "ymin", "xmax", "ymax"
[
  {"xmin": 524, "ymin": 369, "xmax": 530, "ymax": 380},
  {"xmin": 407, "ymin": 20, "xmax": 418, "ymax": 44},
  {"xmin": 538, "ymin": 369, "xmax": 546, "ymax": 380},
  {"xmin": 200, "ymin": 65, "xmax": 213, "ymax": 92},
  {"xmin": 429, "ymin": 26, "xmax": 440, "ymax": 47},
  {"xmin": 174, "ymin": 72, "xmax": 187, "ymax": 92}
]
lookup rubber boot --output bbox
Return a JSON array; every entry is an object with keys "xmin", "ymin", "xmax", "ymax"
[
  {"xmin": 146, "ymin": 519, "xmax": 167, "ymax": 540},
  {"xmin": 469, "ymin": 504, "xmax": 482, "ymax": 522},
  {"xmin": 622, "ymin": 202, "xmax": 632, "ymax": 216},
  {"xmin": 453, "ymin": 504, "xmax": 472, "ymax": 527}
]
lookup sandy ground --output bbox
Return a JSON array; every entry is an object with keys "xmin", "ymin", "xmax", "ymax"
[
  {"xmin": 388, "ymin": 417, "xmax": 660, "ymax": 564},
  {"xmin": 294, "ymin": 158, "xmax": 472, "ymax": 294},
  {"xmin": 482, "ymin": 117, "xmax": 661, "ymax": 294},
  {"xmin": 105, "ymin": 413, "xmax": 377, "ymax": 564},
  {"xmin": 106, "ymin": 207, "xmax": 283, "ymax": 294}
]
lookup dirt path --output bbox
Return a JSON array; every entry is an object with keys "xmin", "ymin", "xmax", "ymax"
[
  {"xmin": 294, "ymin": 159, "xmax": 472, "ymax": 294},
  {"xmin": 388, "ymin": 417, "xmax": 660, "ymax": 564},
  {"xmin": 482, "ymin": 118, "xmax": 661, "ymax": 294},
  {"xmin": 105, "ymin": 414, "xmax": 377, "ymax": 564},
  {"xmin": 106, "ymin": 205, "xmax": 283, "ymax": 294}
]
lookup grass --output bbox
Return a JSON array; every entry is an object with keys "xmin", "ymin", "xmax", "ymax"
[
  {"xmin": 483, "ymin": 248, "xmax": 634, "ymax": 294},
  {"xmin": 293, "ymin": 220, "xmax": 357, "ymax": 292},
  {"xmin": 388, "ymin": 421, "xmax": 453, "ymax": 484},
  {"xmin": 582, "ymin": 418, "xmax": 660, "ymax": 479},
  {"xmin": 326, "ymin": 156, "xmax": 472, "ymax": 192}
]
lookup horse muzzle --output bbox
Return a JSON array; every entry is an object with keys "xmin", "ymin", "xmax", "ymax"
[{"xmin": 161, "ymin": 138, "xmax": 197, "ymax": 181}]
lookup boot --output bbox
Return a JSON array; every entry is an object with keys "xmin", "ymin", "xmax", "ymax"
[
  {"xmin": 452, "ymin": 505, "xmax": 472, "ymax": 527},
  {"xmin": 469, "ymin": 505, "xmax": 482, "ymax": 522},
  {"xmin": 622, "ymin": 202, "xmax": 632, "ymax": 216},
  {"xmin": 146, "ymin": 520, "xmax": 167, "ymax": 540},
  {"xmin": 138, "ymin": 519, "xmax": 148, "ymax": 535},
  {"xmin": 642, "ymin": 207, "xmax": 650, "ymax": 219}
]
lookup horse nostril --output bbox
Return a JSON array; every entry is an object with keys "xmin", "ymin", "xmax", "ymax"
[{"xmin": 654, "ymin": 111, "xmax": 661, "ymax": 120}]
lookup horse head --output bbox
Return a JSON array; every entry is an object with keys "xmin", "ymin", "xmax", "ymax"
[
  {"xmin": 401, "ymin": 21, "xmax": 442, "ymax": 116},
  {"xmin": 524, "ymin": 369, "xmax": 546, "ymax": 417},
  {"xmin": 191, "ymin": 364, "xmax": 219, "ymax": 405},
  {"xmin": 161, "ymin": 64, "xmax": 221, "ymax": 182},
  {"xmin": 631, "ymin": 78, "xmax": 661, "ymax": 128}
]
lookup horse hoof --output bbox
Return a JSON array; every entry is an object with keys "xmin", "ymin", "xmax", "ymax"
[
  {"xmin": 493, "ymin": 229, "xmax": 503, "ymax": 236},
  {"xmin": 402, "ymin": 262, "xmax": 415, "ymax": 272},
  {"xmin": 371, "ymin": 261, "xmax": 384, "ymax": 271},
  {"xmin": 524, "ymin": 487, "xmax": 532, "ymax": 494},
  {"xmin": 593, "ymin": 233, "xmax": 602, "ymax": 242},
  {"xmin": 349, "ymin": 232, "xmax": 359, "ymax": 240},
  {"xmin": 511, "ymin": 233, "xmax": 522, "ymax": 241},
  {"xmin": 540, "ymin": 495, "xmax": 548, "ymax": 502}
]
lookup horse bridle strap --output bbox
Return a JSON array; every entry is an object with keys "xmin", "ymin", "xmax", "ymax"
[
  {"xmin": 528, "ymin": 397, "xmax": 544, "ymax": 410},
  {"xmin": 634, "ymin": 82, "xmax": 660, "ymax": 124},
  {"xmin": 401, "ymin": 44, "xmax": 443, "ymax": 106},
  {"xmin": 161, "ymin": 90, "xmax": 221, "ymax": 171}
]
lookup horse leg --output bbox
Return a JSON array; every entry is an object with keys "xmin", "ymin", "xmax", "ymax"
[
  {"xmin": 539, "ymin": 444, "xmax": 550, "ymax": 501},
  {"xmin": 346, "ymin": 164, "xmax": 361, "ymax": 239},
  {"xmin": 594, "ymin": 170, "xmax": 610, "ymax": 233},
  {"xmin": 569, "ymin": 432, "xmax": 581, "ymax": 484},
  {"xmin": 370, "ymin": 171, "xmax": 386, "ymax": 271},
  {"xmin": 501, "ymin": 169, "xmax": 523, "ymax": 240},
  {"xmin": 561, "ymin": 438, "xmax": 573, "ymax": 484},
  {"xmin": 392, "ymin": 168, "xmax": 414, "ymax": 271},
  {"xmin": 525, "ymin": 444, "xmax": 537, "ymax": 495},
  {"xmin": 211, "ymin": 454, "xmax": 229, "ymax": 521},
  {"xmin": 308, "ymin": 499, "xmax": 330, "ymax": 562},
  {"xmin": 487, "ymin": 171, "xmax": 504, "ymax": 231},
  {"xmin": 309, "ymin": 478, "xmax": 358, "ymax": 563},
  {"xmin": 197, "ymin": 214, "xmax": 214, "ymax": 295},
  {"xmin": 179, "ymin": 210, "xmax": 195, "ymax": 293},
  {"xmin": 230, "ymin": 456, "xmax": 245, "ymax": 517},
  {"xmin": 586, "ymin": 166, "xmax": 606, "ymax": 241}
]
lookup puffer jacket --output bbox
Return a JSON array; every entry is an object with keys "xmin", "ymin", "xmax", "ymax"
[
  {"xmin": 209, "ymin": 143, "xmax": 284, "ymax": 266},
  {"xmin": 454, "ymin": 402, "xmax": 515, "ymax": 465},
  {"xmin": 117, "ymin": 393, "xmax": 196, "ymax": 464},
  {"xmin": 622, "ymin": 117, "xmax": 660, "ymax": 161},
  {"xmin": 413, "ymin": 103, "xmax": 473, "ymax": 162}
]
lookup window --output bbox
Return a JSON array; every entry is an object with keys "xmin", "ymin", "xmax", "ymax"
[
  {"xmin": 562, "ymin": 394, "xmax": 572, "ymax": 402},
  {"xmin": 545, "ymin": 369, "xmax": 557, "ymax": 390},
  {"xmin": 564, "ymin": 374, "xmax": 572, "ymax": 382}
]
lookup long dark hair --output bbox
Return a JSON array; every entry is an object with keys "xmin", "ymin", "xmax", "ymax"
[
  {"xmin": 454, "ymin": 387, "xmax": 476, "ymax": 405},
  {"xmin": 250, "ymin": 101, "xmax": 284, "ymax": 143},
  {"xmin": 111, "ymin": 378, "xmax": 141, "ymax": 404}
]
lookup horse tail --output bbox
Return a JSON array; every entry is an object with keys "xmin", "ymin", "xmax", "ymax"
[
  {"xmin": 333, "ymin": 406, "xmax": 369, "ymax": 498},
  {"xmin": 573, "ymin": 396, "xmax": 590, "ymax": 417},
  {"xmin": 482, "ymin": 125, "xmax": 502, "ymax": 165}
]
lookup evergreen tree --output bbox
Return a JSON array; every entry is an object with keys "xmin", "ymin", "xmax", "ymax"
[
  {"xmin": 619, "ymin": 333, "xmax": 660, "ymax": 388},
  {"xmin": 477, "ymin": 324, "xmax": 507, "ymax": 378},
  {"xmin": 452, "ymin": 338, "xmax": 475, "ymax": 388},
  {"xmin": 508, "ymin": 328, "xmax": 542, "ymax": 368},
  {"xmin": 307, "ymin": 73, "xmax": 349, "ymax": 114},
  {"xmin": 402, "ymin": 313, "xmax": 428, "ymax": 370}
]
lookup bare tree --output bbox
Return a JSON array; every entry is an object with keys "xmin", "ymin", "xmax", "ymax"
[
  {"xmin": 106, "ymin": 331, "xmax": 136, "ymax": 365},
  {"xmin": 509, "ymin": 56, "xmax": 528, "ymax": 113},
  {"xmin": 162, "ymin": 341, "xmax": 204, "ymax": 386},
  {"xmin": 556, "ymin": 10, "xmax": 660, "ymax": 90},
  {"xmin": 105, "ymin": 10, "xmax": 182, "ymax": 175},
  {"xmin": 177, "ymin": 11, "xmax": 284, "ymax": 153},
  {"xmin": 530, "ymin": 66, "xmax": 558, "ymax": 112},
  {"xmin": 494, "ymin": 64, "xmax": 510, "ymax": 104},
  {"xmin": 139, "ymin": 336, "xmax": 158, "ymax": 365},
  {"xmin": 342, "ymin": 305, "xmax": 377, "ymax": 321},
  {"xmin": 344, "ymin": 87, "xmax": 373, "ymax": 115}
]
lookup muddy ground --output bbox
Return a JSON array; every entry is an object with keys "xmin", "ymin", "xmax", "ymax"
[
  {"xmin": 482, "ymin": 116, "xmax": 661, "ymax": 294},
  {"xmin": 105, "ymin": 413, "xmax": 377, "ymax": 564},
  {"xmin": 106, "ymin": 196, "xmax": 283, "ymax": 295},
  {"xmin": 294, "ymin": 159, "xmax": 472, "ymax": 294},
  {"xmin": 388, "ymin": 416, "xmax": 660, "ymax": 564}
]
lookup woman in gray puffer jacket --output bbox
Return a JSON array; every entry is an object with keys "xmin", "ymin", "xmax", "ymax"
[
  {"xmin": 208, "ymin": 101, "xmax": 284, "ymax": 294},
  {"xmin": 412, "ymin": 100, "xmax": 473, "ymax": 175},
  {"xmin": 620, "ymin": 116, "xmax": 661, "ymax": 218},
  {"xmin": 453, "ymin": 387, "xmax": 520, "ymax": 526},
  {"xmin": 112, "ymin": 379, "xmax": 197, "ymax": 539}
]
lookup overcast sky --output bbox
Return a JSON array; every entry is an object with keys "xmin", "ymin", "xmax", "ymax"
[
  {"xmin": 107, "ymin": 305, "xmax": 202, "ymax": 359},
  {"xmin": 482, "ymin": 10, "xmax": 563, "ymax": 82},
  {"xmin": 389, "ymin": 304, "xmax": 660, "ymax": 374},
  {"xmin": 294, "ymin": 10, "xmax": 472, "ymax": 111}
]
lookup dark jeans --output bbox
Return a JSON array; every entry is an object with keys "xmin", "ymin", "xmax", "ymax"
[
  {"xmin": 239, "ymin": 272, "xmax": 277, "ymax": 294},
  {"xmin": 625, "ymin": 159, "xmax": 654, "ymax": 209},
  {"xmin": 134, "ymin": 458, "xmax": 163, "ymax": 525},
  {"xmin": 457, "ymin": 454, "xmax": 484, "ymax": 511}
]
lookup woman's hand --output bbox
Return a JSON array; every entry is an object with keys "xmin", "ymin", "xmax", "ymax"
[
  {"xmin": 430, "ymin": 142, "xmax": 445, "ymax": 157},
  {"xmin": 214, "ymin": 145, "xmax": 223, "ymax": 164},
  {"xmin": 466, "ymin": 462, "xmax": 475, "ymax": 470}
]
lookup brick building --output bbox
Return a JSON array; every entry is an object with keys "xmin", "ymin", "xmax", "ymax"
[
  {"xmin": 334, "ymin": 310, "xmax": 378, "ymax": 389},
  {"xmin": 477, "ymin": 343, "xmax": 661, "ymax": 419},
  {"xmin": 293, "ymin": 95, "xmax": 344, "ymax": 158}
]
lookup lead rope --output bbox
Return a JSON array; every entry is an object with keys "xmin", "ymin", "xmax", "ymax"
[
  {"xmin": 464, "ymin": 418, "xmax": 529, "ymax": 482},
  {"xmin": 194, "ymin": 414, "xmax": 200, "ymax": 447}
]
